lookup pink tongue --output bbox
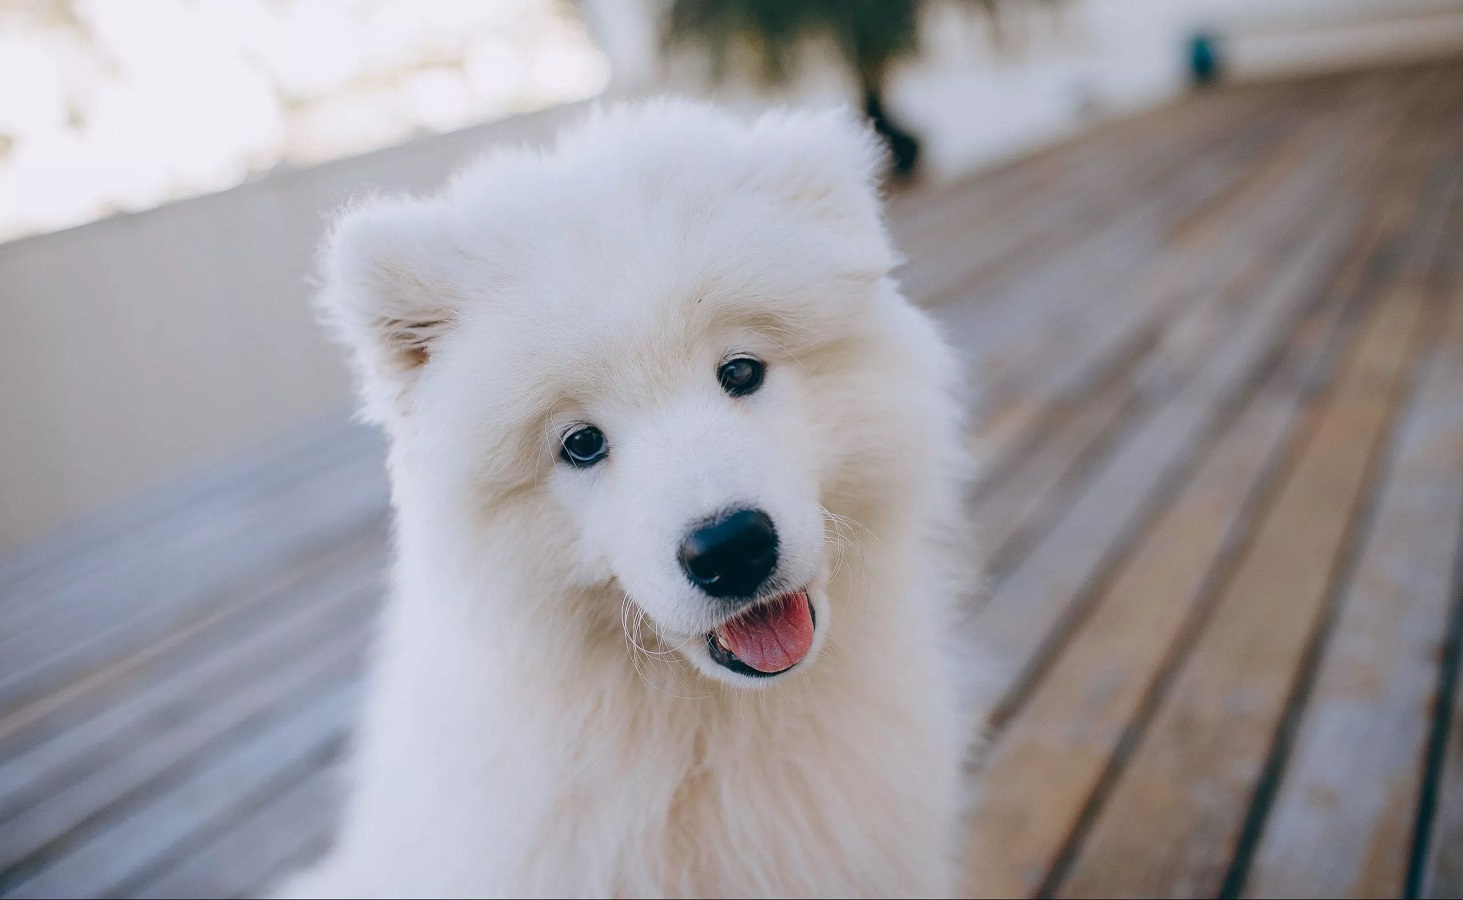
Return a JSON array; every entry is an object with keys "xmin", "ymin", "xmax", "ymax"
[{"xmin": 714, "ymin": 591, "xmax": 815, "ymax": 673}]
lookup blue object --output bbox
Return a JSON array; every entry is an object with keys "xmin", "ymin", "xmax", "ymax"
[{"xmin": 1190, "ymin": 32, "xmax": 1221, "ymax": 85}]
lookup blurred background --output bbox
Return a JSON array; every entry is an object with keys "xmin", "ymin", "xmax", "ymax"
[
  {"xmin": 2, "ymin": 1, "xmax": 1463, "ymax": 897},
  {"xmin": 5, "ymin": 0, "xmax": 1463, "ymax": 552}
]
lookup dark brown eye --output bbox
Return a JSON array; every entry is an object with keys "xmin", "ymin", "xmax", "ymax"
[
  {"xmin": 718, "ymin": 357, "xmax": 765, "ymax": 396},
  {"xmin": 561, "ymin": 425, "xmax": 608, "ymax": 467}
]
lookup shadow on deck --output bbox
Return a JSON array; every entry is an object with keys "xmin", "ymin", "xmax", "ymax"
[{"xmin": 3, "ymin": 61, "xmax": 1463, "ymax": 898}]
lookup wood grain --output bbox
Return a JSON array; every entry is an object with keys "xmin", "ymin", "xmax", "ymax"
[
  {"xmin": 962, "ymin": 215, "xmax": 1374, "ymax": 899},
  {"xmin": 1244, "ymin": 269, "xmax": 1463, "ymax": 900},
  {"xmin": 1055, "ymin": 275, "xmax": 1433, "ymax": 898}
]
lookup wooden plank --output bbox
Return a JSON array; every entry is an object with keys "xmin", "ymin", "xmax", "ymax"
[
  {"xmin": 968, "ymin": 89, "xmax": 1382, "ymax": 580},
  {"xmin": 0, "ymin": 424, "xmax": 380, "ymax": 648},
  {"xmin": 981, "ymin": 82, "xmax": 1378, "ymax": 421},
  {"xmin": 901, "ymin": 85, "xmax": 1295, "ymax": 308},
  {"xmin": 974, "ymin": 68, "xmax": 1459, "ymax": 717},
  {"xmin": 934, "ymin": 123, "xmax": 1309, "ymax": 488},
  {"xmin": 973, "ymin": 208, "xmax": 1302, "ymax": 583},
  {"xmin": 0, "ymin": 447, "xmax": 386, "ymax": 713},
  {"xmin": 0, "ymin": 414, "xmax": 378, "ymax": 608},
  {"xmin": 986, "ymin": 72, "xmax": 1418, "ymax": 411},
  {"xmin": 971, "ymin": 198, "xmax": 1359, "ymax": 700},
  {"xmin": 1424, "ymin": 539, "xmax": 1463, "ymax": 899},
  {"xmin": 933, "ymin": 113, "xmax": 1283, "ymax": 374},
  {"xmin": 929, "ymin": 79, "xmax": 1309, "ymax": 288},
  {"xmin": 950, "ymin": 154, "xmax": 1325, "ymax": 538},
  {"xmin": 0, "ymin": 619, "xmax": 365, "ymax": 876},
  {"xmin": 130, "ymin": 762, "xmax": 344, "ymax": 899},
  {"xmin": 965, "ymin": 98, "xmax": 1458, "ymax": 894},
  {"xmin": 890, "ymin": 79, "xmax": 1285, "ymax": 274},
  {"xmin": 965, "ymin": 97, "xmax": 1327, "ymax": 485},
  {"xmin": 0, "ymin": 528, "xmax": 378, "ymax": 813},
  {"xmin": 973, "ymin": 362, "xmax": 1142, "ymax": 578},
  {"xmin": 1418, "ymin": 224, "xmax": 1463, "ymax": 900},
  {"xmin": 1055, "ymin": 279, "xmax": 1433, "ymax": 898},
  {"xmin": 938, "ymin": 96, "xmax": 1287, "ymax": 323},
  {"xmin": 0, "ymin": 519, "xmax": 380, "ymax": 758},
  {"xmin": 961, "ymin": 226, "xmax": 1371, "ymax": 899},
  {"xmin": 0, "ymin": 683, "xmax": 358, "ymax": 899},
  {"xmin": 1245, "ymin": 286, "xmax": 1463, "ymax": 895},
  {"xmin": 0, "ymin": 521, "xmax": 377, "ymax": 764},
  {"xmin": 0, "ymin": 435, "xmax": 382, "ymax": 650},
  {"xmin": 1239, "ymin": 205, "xmax": 1463, "ymax": 900}
]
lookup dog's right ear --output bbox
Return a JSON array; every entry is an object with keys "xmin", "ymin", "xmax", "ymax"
[{"xmin": 315, "ymin": 197, "xmax": 464, "ymax": 423}]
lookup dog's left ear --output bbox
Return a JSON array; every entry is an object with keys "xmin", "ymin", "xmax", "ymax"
[
  {"xmin": 748, "ymin": 107, "xmax": 898, "ymax": 277},
  {"xmin": 315, "ymin": 196, "xmax": 465, "ymax": 423}
]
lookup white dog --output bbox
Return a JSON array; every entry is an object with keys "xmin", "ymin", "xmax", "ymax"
[{"xmin": 280, "ymin": 100, "xmax": 981, "ymax": 898}]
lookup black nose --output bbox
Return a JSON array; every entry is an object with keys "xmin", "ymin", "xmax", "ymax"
[{"xmin": 678, "ymin": 508, "xmax": 779, "ymax": 600}]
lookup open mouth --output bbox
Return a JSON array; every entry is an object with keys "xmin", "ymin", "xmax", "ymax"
[{"xmin": 705, "ymin": 589, "xmax": 816, "ymax": 678}]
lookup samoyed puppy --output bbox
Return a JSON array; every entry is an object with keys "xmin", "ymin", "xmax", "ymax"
[{"xmin": 280, "ymin": 100, "xmax": 981, "ymax": 899}]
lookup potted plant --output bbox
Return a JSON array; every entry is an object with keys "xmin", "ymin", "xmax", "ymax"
[{"xmin": 662, "ymin": 0, "xmax": 1017, "ymax": 180}]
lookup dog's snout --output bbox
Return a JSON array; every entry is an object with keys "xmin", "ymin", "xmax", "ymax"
[{"xmin": 678, "ymin": 508, "xmax": 779, "ymax": 600}]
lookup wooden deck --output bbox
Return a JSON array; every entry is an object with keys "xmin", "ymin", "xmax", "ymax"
[{"xmin": 3, "ymin": 62, "xmax": 1463, "ymax": 898}]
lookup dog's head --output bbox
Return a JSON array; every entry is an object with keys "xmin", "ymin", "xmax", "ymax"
[{"xmin": 317, "ymin": 101, "xmax": 947, "ymax": 687}]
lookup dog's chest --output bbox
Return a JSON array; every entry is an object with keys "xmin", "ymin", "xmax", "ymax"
[{"xmin": 548, "ymin": 711, "xmax": 960, "ymax": 897}]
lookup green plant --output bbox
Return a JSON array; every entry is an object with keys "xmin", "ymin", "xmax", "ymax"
[{"xmin": 662, "ymin": 0, "xmax": 1017, "ymax": 179}]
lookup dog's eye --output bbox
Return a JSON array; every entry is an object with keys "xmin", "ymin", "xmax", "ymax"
[
  {"xmin": 718, "ymin": 357, "xmax": 765, "ymax": 397},
  {"xmin": 560, "ymin": 425, "xmax": 608, "ymax": 467}
]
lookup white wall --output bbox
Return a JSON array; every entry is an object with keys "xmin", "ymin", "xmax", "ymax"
[{"xmin": 0, "ymin": 103, "xmax": 584, "ymax": 554}]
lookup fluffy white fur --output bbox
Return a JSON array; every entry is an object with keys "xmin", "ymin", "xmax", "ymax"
[{"xmin": 280, "ymin": 99, "xmax": 981, "ymax": 899}]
